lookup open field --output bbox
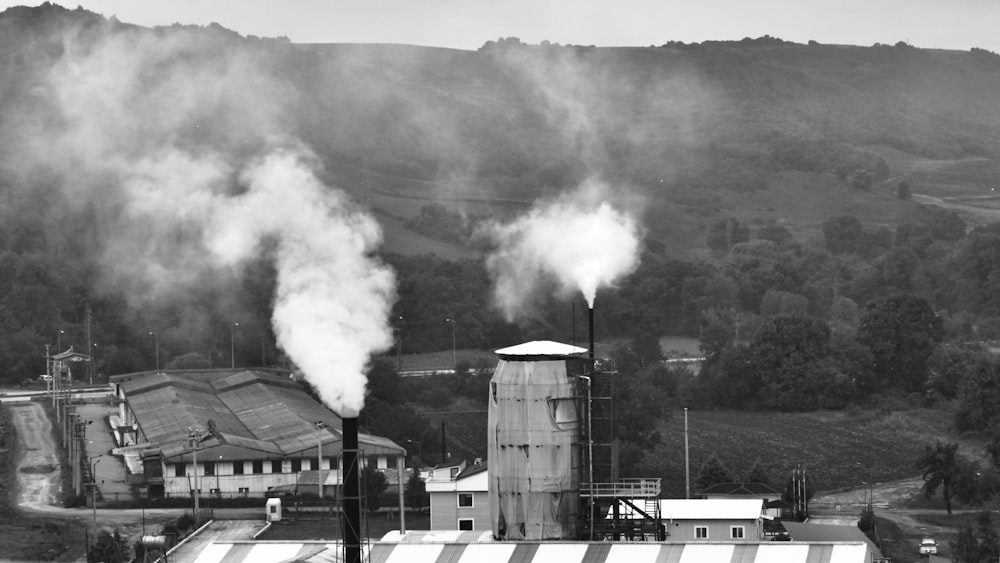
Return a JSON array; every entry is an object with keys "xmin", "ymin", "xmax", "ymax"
[{"xmin": 651, "ymin": 408, "xmax": 954, "ymax": 498}]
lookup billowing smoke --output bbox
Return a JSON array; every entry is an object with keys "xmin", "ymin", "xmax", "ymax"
[
  {"xmin": 486, "ymin": 180, "xmax": 641, "ymax": 319},
  {"xmin": 208, "ymin": 152, "xmax": 396, "ymax": 417},
  {"xmin": 23, "ymin": 18, "xmax": 395, "ymax": 416}
]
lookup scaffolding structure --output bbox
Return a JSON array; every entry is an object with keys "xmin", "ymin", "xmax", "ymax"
[{"xmin": 575, "ymin": 364, "xmax": 664, "ymax": 541}]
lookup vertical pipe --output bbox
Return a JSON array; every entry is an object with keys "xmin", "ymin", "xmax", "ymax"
[
  {"xmin": 343, "ymin": 417, "xmax": 361, "ymax": 563},
  {"xmin": 684, "ymin": 408, "xmax": 690, "ymax": 499}
]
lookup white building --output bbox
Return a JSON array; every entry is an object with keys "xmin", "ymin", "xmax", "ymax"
[
  {"xmin": 425, "ymin": 459, "xmax": 489, "ymax": 531},
  {"xmin": 111, "ymin": 369, "xmax": 404, "ymax": 499},
  {"xmin": 617, "ymin": 498, "xmax": 767, "ymax": 542}
]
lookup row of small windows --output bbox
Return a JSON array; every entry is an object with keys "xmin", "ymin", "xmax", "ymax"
[
  {"xmin": 173, "ymin": 457, "xmax": 341, "ymax": 477},
  {"xmin": 694, "ymin": 526, "xmax": 745, "ymax": 539}
]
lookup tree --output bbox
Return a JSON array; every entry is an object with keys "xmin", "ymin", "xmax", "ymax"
[
  {"xmin": 759, "ymin": 290, "xmax": 809, "ymax": 317},
  {"xmin": 361, "ymin": 465, "xmax": 389, "ymax": 511},
  {"xmin": 829, "ymin": 296, "xmax": 861, "ymax": 338},
  {"xmin": 747, "ymin": 315, "xmax": 844, "ymax": 410},
  {"xmin": 897, "ymin": 180, "xmax": 912, "ymax": 200},
  {"xmin": 856, "ymin": 294, "xmax": 944, "ymax": 392},
  {"xmin": 756, "ymin": 221, "xmax": 793, "ymax": 245},
  {"xmin": 164, "ymin": 352, "xmax": 211, "ymax": 370},
  {"xmin": 706, "ymin": 217, "xmax": 750, "ymax": 254},
  {"xmin": 404, "ymin": 469, "xmax": 427, "ymax": 508},
  {"xmin": 695, "ymin": 454, "xmax": 735, "ymax": 491},
  {"xmin": 952, "ymin": 512, "xmax": 1000, "ymax": 563},
  {"xmin": 88, "ymin": 529, "xmax": 131, "ymax": 563},
  {"xmin": 822, "ymin": 216, "xmax": 864, "ymax": 255},
  {"xmin": 745, "ymin": 460, "xmax": 772, "ymax": 485},
  {"xmin": 915, "ymin": 441, "xmax": 979, "ymax": 515}
]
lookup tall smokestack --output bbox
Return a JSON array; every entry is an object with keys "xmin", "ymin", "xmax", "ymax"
[
  {"xmin": 342, "ymin": 417, "xmax": 361, "ymax": 563},
  {"xmin": 588, "ymin": 306, "xmax": 595, "ymax": 362}
]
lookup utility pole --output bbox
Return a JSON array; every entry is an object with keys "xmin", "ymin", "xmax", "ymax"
[
  {"xmin": 188, "ymin": 427, "xmax": 204, "ymax": 524},
  {"xmin": 149, "ymin": 332, "xmax": 159, "ymax": 372},
  {"xmin": 445, "ymin": 318, "xmax": 456, "ymax": 371},
  {"xmin": 86, "ymin": 303, "xmax": 92, "ymax": 385},
  {"xmin": 231, "ymin": 322, "xmax": 239, "ymax": 368},
  {"xmin": 684, "ymin": 407, "xmax": 690, "ymax": 499}
]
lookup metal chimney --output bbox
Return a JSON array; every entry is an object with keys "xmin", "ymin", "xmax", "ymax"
[{"xmin": 342, "ymin": 417, "xmax": 361, "ymax": 563}]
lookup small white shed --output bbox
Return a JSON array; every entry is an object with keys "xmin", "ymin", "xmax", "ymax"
[{"xmin": 266, "ymin": 497, "xmax": 282, "ymax": 522}]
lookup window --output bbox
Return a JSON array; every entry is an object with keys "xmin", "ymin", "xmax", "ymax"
[
  {"xmin": 239, "ymin": 487, "xmax": 249, "ymax": 495},
  {"xmin": 731, "ymin": 526, "xmax": 745, "ymax": 539},
  {"xmin": 329, "ymin": 456, "xmax": 339, "ymax": 470},
  {"xmin": 233, "ymin": 461, "xmax": 244, "ymax": 475},
  {"xmin": 291, "ymin": 459, "xmax": 302, "ymax": 472},
  {"xmin": 252, "ymin": 460, "xmax": 263, "ymax": 474},
  {"xmin": 174, "ymin": 463, "xmax": 185, "ymax": 477},
  {"xmin": 209, "ymin": 488, "xmax": 219, "ymax": 495},
  {"xmin": 695, "ymin": 526, "xmax": 709, "ymax": 539},
  {"xmin": 458, "ymin": 518, "xmax": 474, "ymax": 531},
  {"xmin": 204, "ymin": 462, "xmax": 215, "ymax": 477},
  {"xmin": 450, "ymin": 467, "xmax": 460, "ymax": 479},
  {"xmin": 458, "ymin": 493, "xmax": 474, "ymax": 508},
  {"xmin": 546, "ymin": 398, "xmax": 579, "ymax": 430},
  {"xmin": 271, "ymin": 460, "xmax": 283, "ymax": 473}
]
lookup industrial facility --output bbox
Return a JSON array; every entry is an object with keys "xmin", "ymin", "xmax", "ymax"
[
  {"xmin": 154, "ymin": 338, "xmax": 882, "ymax": 563},
  {"xmin": 109, "ymin": 368, "xmax": 405, "ymax": 499}
]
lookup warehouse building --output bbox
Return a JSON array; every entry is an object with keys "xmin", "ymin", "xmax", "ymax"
[{"xmin": 110, "ymin": 368, "xmax": 404, "ymax": 499}]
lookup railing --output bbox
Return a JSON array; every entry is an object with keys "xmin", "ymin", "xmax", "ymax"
[{"xmin": 581, "ymin": 478, "xmax": 661, "ymax": 498}]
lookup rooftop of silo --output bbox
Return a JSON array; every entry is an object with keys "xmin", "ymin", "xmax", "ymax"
[{"xmin": 494, "ymin": 340, "xmax": 588, "ymax": 358}]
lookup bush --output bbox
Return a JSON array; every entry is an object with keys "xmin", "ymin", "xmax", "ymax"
[{"xmin": 176, "ymin": 511, "xmax": 195, "ymax": 532}]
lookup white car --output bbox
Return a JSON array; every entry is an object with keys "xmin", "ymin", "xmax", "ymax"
[{"xmin": 919, "ymin": 538, "xmax": 937, "ymax": 555}]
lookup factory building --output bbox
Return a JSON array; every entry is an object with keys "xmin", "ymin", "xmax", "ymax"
[{"xmin": 110, "ymin": 368, "xmax": 404, "ymax": 498}]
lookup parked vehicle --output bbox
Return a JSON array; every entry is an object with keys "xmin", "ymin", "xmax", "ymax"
[{"xmin": 919, "ymin": 538, "xmax": 938, "ymax": 555}]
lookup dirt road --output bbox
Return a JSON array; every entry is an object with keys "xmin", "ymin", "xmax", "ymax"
[
  {"xmin": 814, "ymin": 478, "xmax": 961, "ymax": 562},
  {"xmin": 8, "ymin": 402, "xmax": 63, "ymax": 511}
]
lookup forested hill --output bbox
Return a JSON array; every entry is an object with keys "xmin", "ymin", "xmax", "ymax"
[{"xmin": 5, "ymin": 3, "xmax": 1000, "ymax": 394}]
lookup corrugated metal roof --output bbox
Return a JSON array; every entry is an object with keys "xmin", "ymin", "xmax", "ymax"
[
  {"xmin": 188, "ymin": 541, "xmax": 869, "ymax": 563},
  {"xmin": 123, "ymin": 370, "xmax": 403, "ymax": 461},
  {"xmin": 494, "ymin": 341, "xmax": 588, "ymax": 357}
]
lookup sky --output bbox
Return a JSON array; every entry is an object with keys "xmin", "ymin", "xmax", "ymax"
[{"xmin": 4, "ymin": 0, "xmax": 1000, "ymax": 53}]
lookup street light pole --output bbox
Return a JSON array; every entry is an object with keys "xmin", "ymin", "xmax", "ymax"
[
  {"xmin": 57, "ymin": 329, "xmax": 64, "ymax": 352},
  {"xmin": 445, "ymin": 318, "xmax": 456, "ymax": 371},
  {"xmin": 231, "ymin": 322, "xmax": 239, "ymax": 369},
  {"xmin": 395, "ymin": 316, "xmax": 403, "ymax": 372},
  {"xmin": 148, "ymin": 332, "xmax": 158, "ymax": 372},
  {"xmin": 314, "ymin": 421, "xmax": 327, "ymax": 501},
  {"xmin": 89, "ymin": 455, "xmax": 102, "ymax": 523}
]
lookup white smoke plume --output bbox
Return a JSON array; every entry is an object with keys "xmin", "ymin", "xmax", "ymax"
[
  {"xmin": 486, "ymin": 180, "xmax": 641, "ymax": 319},
  {"xmin": 28, "ymin": 21, "xmax": 396, "ymax": 417}
]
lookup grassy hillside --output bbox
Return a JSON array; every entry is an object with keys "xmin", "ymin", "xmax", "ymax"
[{"xmin": 5, "ymin": 6, "xmax": 1000, "ymax": 258}]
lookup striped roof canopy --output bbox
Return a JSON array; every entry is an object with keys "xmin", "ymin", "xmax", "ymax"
[{"xmin": 190, "ymin": 540, "xmax": 871, "ymax": 563}]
